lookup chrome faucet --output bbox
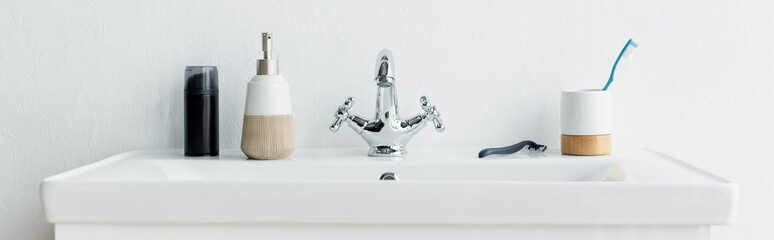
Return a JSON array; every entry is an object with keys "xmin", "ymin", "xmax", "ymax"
[{"xmin": 330, "ymin": 49, "xmax": 445, "ymax": 157}]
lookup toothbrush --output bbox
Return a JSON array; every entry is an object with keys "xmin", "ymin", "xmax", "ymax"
[{"xmin": 603, "ymin": 38, "xmax": 639, "ymax": 90}]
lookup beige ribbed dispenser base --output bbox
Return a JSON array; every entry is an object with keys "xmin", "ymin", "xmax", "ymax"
[
  {"xmin": 241, "ymin": 115, "xmax": 295, "ymax": 160},
  {"xmin": 561, "ymin": 134, "xmax": 611, "ymax": 156}
]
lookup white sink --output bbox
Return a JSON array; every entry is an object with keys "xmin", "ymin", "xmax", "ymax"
[{"xmin": 41, "ymin": 147, "xmax": 737, "ymax": 240}]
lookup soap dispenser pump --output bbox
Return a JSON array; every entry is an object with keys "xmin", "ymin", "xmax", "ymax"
[{"xmin": 241, "ymin": 32, "xmax": 295, "ymax": 160}]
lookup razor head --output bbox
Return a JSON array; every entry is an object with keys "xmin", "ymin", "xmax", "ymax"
[{"xmin": 528, "ymin": 144, "xmax": 548, "ymax": 152}]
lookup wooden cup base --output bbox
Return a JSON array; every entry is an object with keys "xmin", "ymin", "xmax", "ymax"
[{"xmin": 561, "ymin": 134, "xmax": 611, "ymax": 156}]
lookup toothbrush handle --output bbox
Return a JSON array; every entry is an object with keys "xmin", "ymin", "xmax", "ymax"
[{"xmin": 604, "ymin": 38, "xmax": 634, "ymax": 90}]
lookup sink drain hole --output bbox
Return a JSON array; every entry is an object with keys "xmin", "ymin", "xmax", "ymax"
[{"xmin": 380, "ymin": 172, "xmax": 398, "ymax": 181}]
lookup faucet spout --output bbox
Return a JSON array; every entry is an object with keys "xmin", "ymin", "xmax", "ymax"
[
  {"xmin": 330, "ymin": 49, "xmax": 444, "ymax": 157},
  {"xmin": 375, "ymin": 49, "xmax": 395, "ymax": 87}
]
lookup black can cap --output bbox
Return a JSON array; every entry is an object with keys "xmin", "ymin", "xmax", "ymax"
[{"xmin": 185, "ymin": 66, "xmax": 218, "ymax": 95}]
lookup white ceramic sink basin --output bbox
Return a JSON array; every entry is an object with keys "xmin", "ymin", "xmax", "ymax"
[
  {"xmin": 41, "ymin": 147, "xmax": 737, "ymax": 240},
  {"xmin": 61, "ymin": 152, "xmax": 612, "ymax": 182}
]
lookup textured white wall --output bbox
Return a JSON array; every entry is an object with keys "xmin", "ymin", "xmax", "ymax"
[{"xmin": 1, "ymin": 0, "xmax": 772, "ymax": 239}]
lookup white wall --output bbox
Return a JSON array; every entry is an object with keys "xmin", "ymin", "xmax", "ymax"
[{"xmin": 1, "ymin": 0, "xmax": 772, "ymax": 239}]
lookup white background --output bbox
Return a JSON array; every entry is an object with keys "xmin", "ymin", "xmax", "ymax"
[{"xmin": 1, "ymin": 0, "xmax": 772, "ymax": 239}]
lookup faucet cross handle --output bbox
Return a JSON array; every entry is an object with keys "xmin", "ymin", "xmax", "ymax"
[
  {"xmin": 420, "ymin": 96, "xmax": 445, "ymax": 132},
  {"xmin": 330, "ymin": 97, "xmax": 355, "ymax": 132}
]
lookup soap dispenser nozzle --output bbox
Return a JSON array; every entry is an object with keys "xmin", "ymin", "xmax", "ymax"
[{"xmin": 257, "ymin": 32, "xmax": 278, "ymax": 75}]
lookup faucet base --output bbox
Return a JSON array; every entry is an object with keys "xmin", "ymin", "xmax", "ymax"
[{"xmin": 369, "ymin": 145, "xmax": 406, "ymax": 157}]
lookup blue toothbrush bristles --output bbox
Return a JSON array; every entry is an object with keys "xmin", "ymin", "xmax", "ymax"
[{"xmin": 622, "ymin": 40, "xmax": 639, "ymax": 59}]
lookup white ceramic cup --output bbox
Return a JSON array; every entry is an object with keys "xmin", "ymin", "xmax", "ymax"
[{"xmin": 561, "ymin": 89, "xmax": 612, "ymax": 136}]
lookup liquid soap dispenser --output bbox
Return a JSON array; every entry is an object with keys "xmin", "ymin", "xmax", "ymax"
[{"xmin": 241, "ymin": 32, "xmax": 295, "ymax": 160}]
